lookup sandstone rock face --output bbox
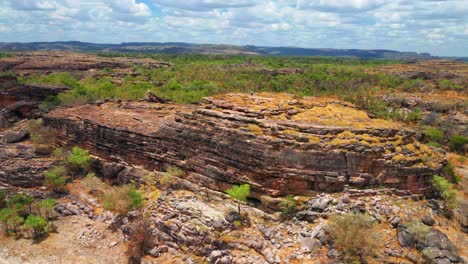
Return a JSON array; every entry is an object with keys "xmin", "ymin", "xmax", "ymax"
[{"xmin": 44, "ymin": 93, "xmax": 445, "ymax": 196}]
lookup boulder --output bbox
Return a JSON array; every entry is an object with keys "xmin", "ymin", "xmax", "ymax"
[{"xmin": 4, "ymin": 130, "xmax": 29, "ymax": 143}]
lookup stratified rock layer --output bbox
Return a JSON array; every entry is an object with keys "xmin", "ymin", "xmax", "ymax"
[{"xmin": 44, "ymin": 93, "xmax": 445, "ymax": 196}]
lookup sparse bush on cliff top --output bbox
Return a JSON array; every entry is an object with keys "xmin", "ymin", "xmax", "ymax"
[{"xmin": 326, "ymin": 213, "xmax": 379, "ymax": 263}]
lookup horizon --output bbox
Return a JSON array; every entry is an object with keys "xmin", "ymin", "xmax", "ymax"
[{"xmin": 1, "ymin": 1, "xmax": 467, "ymax": 57}]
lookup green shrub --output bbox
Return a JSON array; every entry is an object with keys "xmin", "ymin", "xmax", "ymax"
[
  {"xmin": 449, "ymin": 135, "xmax": 468, "ymax": 153},
  {"xmin": 103, "ymin": 184, "xmax": 143, "ymax": 215},
  {"xmin": 432, "ymin": 175, "xmax": 458, "ymax": 209},
  {"xmin": 427, "ymin": 141, "xmax": 442, "ymax": 148},
  {"xmin": 423, "ymin": 126, "xmax": 444, "ymax": 143},
  {"xmin": 278, "ymin": 195, "xmax": 297, "ymax": 214},
  {"xmin": 0, "ymin": 208, "xmax": 14, "ymax": 231},
  {"xmin": 326, "ymin": 213, "xmax": 378, "ymax": 263},
  {"xmin": 407, "ymin": 107, "xmax": 422, "ymax": 122},
  {"xmin": 438, "ymin": 79, "xmax": 462, "ymax": 91},
  {"xmin": 44, "ymin": 166, "xmax": 68, "ymax": 190},
  {"xmin": 67, "ymin": 146, "xmax": 91, "ymax": 169},
  {"xmin": 442, "ymin": 162, "xmax": 460, "ymax": 184},
  {"xmin": 36, "ymin": 198, "xmax": 56, "ymax": 219},
  {"xmin": 23, "ymin": 214, "xmax": 48, "ymax": 238},
  {"xmin": 226, "ymin": 184, "xmax": 250, "ymax": 215},
  {"xmin": 6, "ymin": 193, "xmax": 33, "ymax": 215}
]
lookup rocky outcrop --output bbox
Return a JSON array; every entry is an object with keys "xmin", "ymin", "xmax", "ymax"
[
  {"xmin": 0, "ymin": 140, "xmax": 54, "ymax": 188},
  {"xmin": 0, "ymin": 52, "xmax": 171, "ymax": 76},
  {"xmin": 43, "ymin": 93, "xmax": 445, "ymax": 196},
  {"xmin": 0, "ymin": 76, "xmax": 70, "ymax": 126}
]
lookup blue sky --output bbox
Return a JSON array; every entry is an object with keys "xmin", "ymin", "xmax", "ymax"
[{"xmin": 0, "ymin": 0, "xmax": 467, "ymax": 56}]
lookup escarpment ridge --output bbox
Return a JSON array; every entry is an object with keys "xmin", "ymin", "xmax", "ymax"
[{"xmin": 44, "ymin": 93, "xmax": 445, "ymax": 196}]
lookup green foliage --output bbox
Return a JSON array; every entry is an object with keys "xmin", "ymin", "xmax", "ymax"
[
  {"xmin": 438, "ymin": 79, "xmax": 463, "ymax": 91},
  {"xmin": 407, "ymin": 107, "xmax": 422, "ymax": 122},
  {"xmin": 226, "ymin": 184, "xmax": 250, "ymax": 203},
  {"xmin": 6, "ymin": 193, "xmax": 33, "ymax": 215},
  {"xmin": 406, "ymin": 220, "xmax": 430, "ymax": 244},
  {"xmin": 103, "ymin": 184, "xmax": 143, "ymax": 215},
  {"xmin": 427, "ymin": 141, "xmax": 442, "ymax": 148},
  {"xmin": 21, "ymin": 72, "xmax": 80, "ymax": 89},
  {"xmin": 0, "ymin": 71, "xmax": 16, "ymax": 77},
  {"xmin": 36, "ymin": 198, "xmax": 56, "ymax": 219},
  {"xmin": 23, "ymin": 53, "xmax": 404, "ymax": 105},
  {"xmin": 226, "ymin": 184, "xmax": 250, "ymax": 215},
  {"xmin": 44, "ymin": 165, "xmax": 68, "ymax": 190},
  {"xmin": 278, "ymin": 195, "xmax": 297, "ymax": 214},
  {"xmin": 67, "ymin": 146, "xmax": 91, "ymax": 169},
  {"xmin": 442, "ymin": 162, "xmax": 460, "ymax": 184},
  {"xmin": 0, "ymin": 208, "xmax": 14, "ymax": 228},
  {"xmin": 233, "ymin": 220, "xmax": 242, "ymax": 227},
  {"xmin": 326, "ymin": 213, "xmax": 378, "ymax": 263},
  {"xmin": 423, "ymin": 126, "xmax": 444, "ymax": 143},
  {"xmin": 23, "ymin": 214, "xmax": 48, "ymax": 238},
  {"xmin": 402, "ymin": 79, "xmax": 424, "ymax": 92},
  {"xmin": 449, "ymin": 135, "xmax": 468, "ymax": 153},
  {"xmin": 432, "ymin": 175, "xmax": 458, "ymax": 209}
]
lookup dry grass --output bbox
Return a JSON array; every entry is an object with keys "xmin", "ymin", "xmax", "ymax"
[{"xmin": 247, "ymin": 124, "xmax": 263, "ymax": 136}]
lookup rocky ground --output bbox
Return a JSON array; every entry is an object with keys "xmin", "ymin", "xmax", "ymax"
[
  {"xmin": 0, "ymin": 54, "xmax": 466, "ymax": 263},
  {"xmin": 1, "ymin": 119, "xmax": 467, "ymax": 263}
]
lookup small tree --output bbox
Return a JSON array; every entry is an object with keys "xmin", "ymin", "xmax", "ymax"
[
  {"xmin": 0, "ymin": 208, "xmax": 14, "ymax": 232},
  {"xmin": 6, "ymin": 193, "xmax": 33, "ymax": 215},
  {"xmin": 226, "ymin": 184, "xmax": 250, "ymax": 215},
  {"xmin": 23, "ymin": 214, "xmax": 48, "ymax": 239},
  {"xmin": 67, "ymin": 146, "xmax": 91, "ymax": 176},
  {"xmin": 44, "ymin": 166, "xmax": 68, "ymax": 191}
]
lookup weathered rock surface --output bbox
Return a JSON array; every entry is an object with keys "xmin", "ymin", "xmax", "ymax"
[
  {"xmin": 0, "ymin": 52, "xmax": 171, "ymax": 76},
  {"xmin": 0, "ymin": 140, "xmax": 54, "ymax": 187},
  {"xmin": 44, "ymin": 93, "xmax": 445, "ymax": 196},
  {"xmin": 0, "ymin": 76, "xmax": 71, "ymax": 126}
]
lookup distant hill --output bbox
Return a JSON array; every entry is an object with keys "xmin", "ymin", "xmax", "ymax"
[{"xmin": 0, "ymin": 41, "xmax": 441, "ymax": 60}]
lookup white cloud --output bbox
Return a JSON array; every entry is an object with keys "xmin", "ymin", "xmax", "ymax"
[{"xmin": 0, "ymin": 0, "xmax": 466, "ymax": 56}]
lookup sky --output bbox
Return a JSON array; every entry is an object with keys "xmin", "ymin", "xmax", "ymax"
[{"xmin": 0, "ymin": 0, "xmax": 467, "ymax": 56}]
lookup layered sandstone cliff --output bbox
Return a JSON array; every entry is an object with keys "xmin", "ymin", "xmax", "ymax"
[{"xmin": 44, "ymin": 93, "xmax": 445, "ymax": 196}]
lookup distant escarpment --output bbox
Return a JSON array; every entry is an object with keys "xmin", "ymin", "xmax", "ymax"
[{"xmin": 44, "ymin": 93, "xmax": 445, "ymax": 196}]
